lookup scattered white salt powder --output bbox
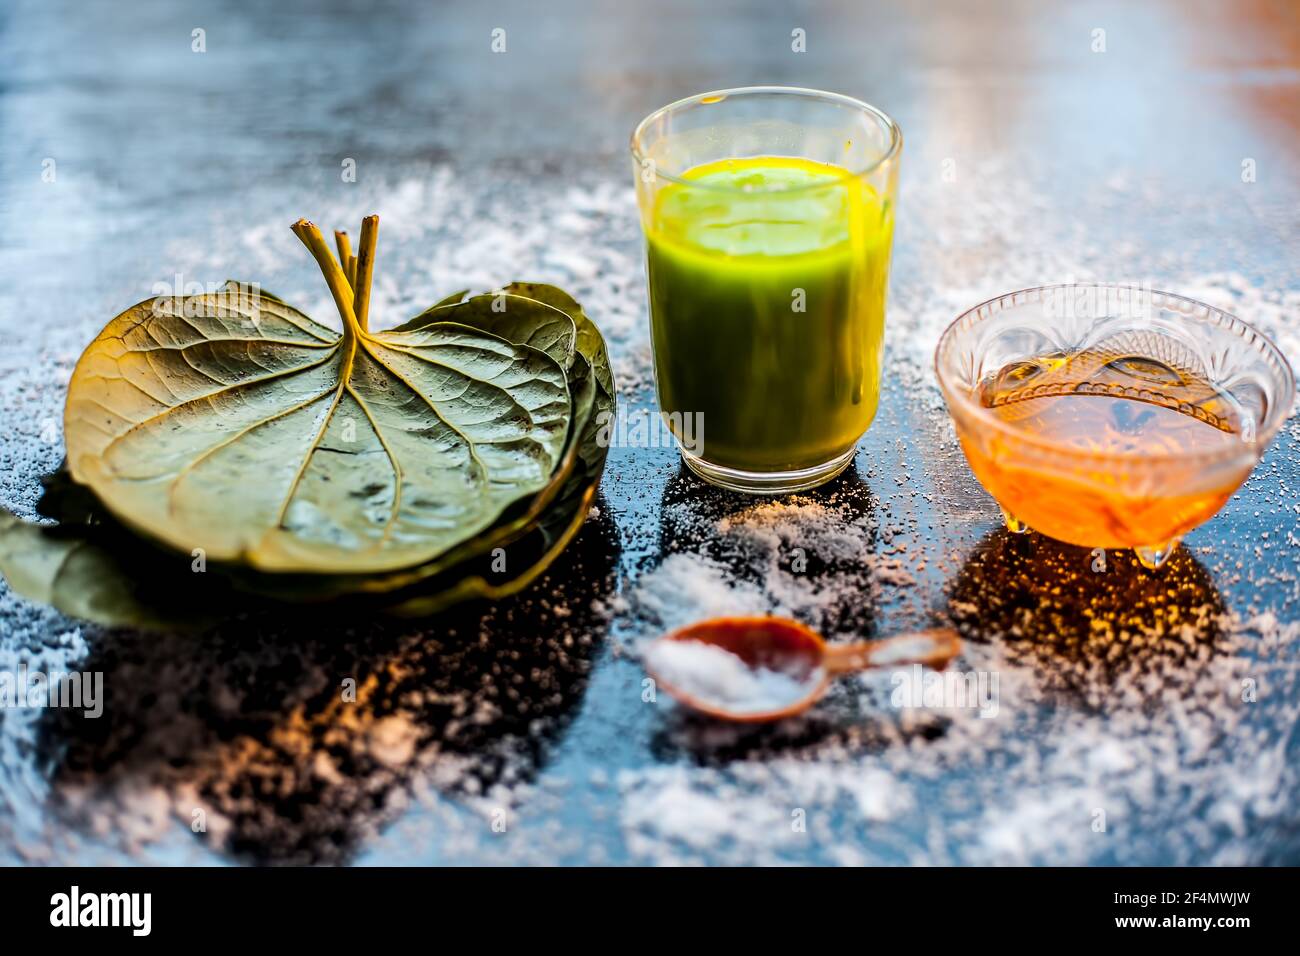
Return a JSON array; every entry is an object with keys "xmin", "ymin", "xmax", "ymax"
[
  {"xmin": 629, "ymin": 552, "xmax": 768, "ymax": 630},
  {"xmin": 359, "ymin": 166, "xmax": 1299, "ymax": 865},
  {"xmin": 615, "ymin": 760, "xmax": 915, "ymax": 865},
  {"xmin": 631, "ymin": 497, "xmax": 897, "ymax": 637},
  {"xmin": 642, "ymin": 639, "xmax": 817, "ymax": 715},
  {"xmin": 8, "ymin": 158, "xmax": 1296, "ymax": 866}
]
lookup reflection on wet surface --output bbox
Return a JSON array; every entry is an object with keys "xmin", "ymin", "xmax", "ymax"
[
  {"xmin": 949, "ymin": 530, "xmax": 1228, "ymax": 702},
  {"xmin": 1, "ymin": 0, "xmax": 1298, "ymax": 864},
  {"xmin": 659, "ymin": 465, "xmax": 881, "ymax": 638},
  {"xmin": 32, "ymin": 505, "xmax": 619, "ymax": 865},
  {"xmin": 647, "ymin": 466, "xmax": 882, "ymax": 761}
]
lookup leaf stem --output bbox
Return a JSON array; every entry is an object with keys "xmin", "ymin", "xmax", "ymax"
[
  {"xmin": 291, "ymin": 219, "xmax": 360, "ymax": 349},
  {"xmin": 333, "ymin": 230, "xmax": 355, "ymax": 289},
  {"xmin": 354, "ymin": 215, "xmax": 379, "ymax": 333}
]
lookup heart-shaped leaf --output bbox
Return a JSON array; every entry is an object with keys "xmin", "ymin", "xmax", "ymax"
[
  {"xmin": 392, "ymin": 292, "xmax": 578, "ymax": 372},
  {"xmin": 499, "ymin": 282, "xmax": 615, "ymax": 401},
  {"xmin": 63, "ymin": 225, "xmax": 573, "ymax": 574},
  {"xmin": 215, "ymin": 350, "xmax": 599, "ymax": 602},
  {"xmin": 0, "ymin": 505, "xmax": 241, "ymax": 630},
  {"xmin": 0, "ymin": 218, "xmax": 618, "ymax": 630},
  {"xmin": 385, "ymin": 362, "xmax": 614, "ymax": 616},
  {"xmin": 221, "ymin": 279, "xmax": 618, "ymax": 603}
]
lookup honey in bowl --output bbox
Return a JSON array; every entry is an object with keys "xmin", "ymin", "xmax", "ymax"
[{"xmin": 936, "ymin": 285, "xmax": 1295, "ymax": 569}]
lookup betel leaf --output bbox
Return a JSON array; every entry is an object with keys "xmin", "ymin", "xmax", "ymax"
[
  {"xmin": 388, "ymin": 292, "xmax": 578, "ymax": 373},
  {"xmin": 0, "ymin": 345, "xmax": 608, "ymax": 626},
  {"xmin": 0, "ymin": 511, "xmax": 234, "ymax": 630},
  {"xmin": 0, "ymin": 218, "xmax": 617, "ymax": 630},
  {"xmin": 385, "ymin": 309, "xmax": 616, "ymax": 615},
  {"xmin": 385, "ymin": 478, "xmax": 600, "ymax": 617},
  {"xmin": 218, "ymin": 351, "xmax": 600, "ymax": 602},
  {"xmin": 188, "ymin": 285, "xmax": 609, "ymax": 602},
  {"xmin": 394, "ymin": 283, "xmax": 613, "ymax": 400},
  {"xmin": 62, "ymin": 222, "xmax": 574, "ymax": 575},
  {"xmin": 217, "ymin": 282, "xmax": 616, "ymax": 601},
  {"xmin": 429, "ymin": 289, "xmax": 470, "ymax": 309},
  {"xmin": 500, "ymin": 282, "xmax": 615, "ymax": 401},
  {"xmin": 385, "ymin": 358, "xmax": 614, "ymax": 616},
  {"xmin": 311, "ymin": 279, "xmax": 618, "ymax": 600},
  {"xmin": 358, "ymin": 348, "xmax": 599, "ymax": 591},
  {"xmin": 1, "ymin": 341, "xmax": 611, "ymax": 624},
  {"xmin": 2, "ymin": 338, "xmax": 610, "ymax": 626}
]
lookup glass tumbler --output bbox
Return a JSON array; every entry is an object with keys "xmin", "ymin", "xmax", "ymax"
[{"xmin": 630, "ymin": 87, "xmax": 902, "ymax": 493}]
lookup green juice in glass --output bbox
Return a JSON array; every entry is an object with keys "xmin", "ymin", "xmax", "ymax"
[{"xmin": 646, "ymin": 155, "xmax": 894, "ymax": 479}]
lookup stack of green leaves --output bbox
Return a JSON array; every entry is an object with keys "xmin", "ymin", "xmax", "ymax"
[{"xmin": 0, "ymin": 216, "xmax": 615, "ymax": 629}]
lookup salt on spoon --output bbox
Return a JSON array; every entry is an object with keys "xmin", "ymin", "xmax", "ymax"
[{"xmin": 643, "ymin": 616, "xmax": 961, "ymax": 723}]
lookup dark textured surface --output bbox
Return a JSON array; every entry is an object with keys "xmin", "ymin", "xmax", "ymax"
[{"xmin": 1, "ymin": 0, "xmax": 1298, "ymax": 865}]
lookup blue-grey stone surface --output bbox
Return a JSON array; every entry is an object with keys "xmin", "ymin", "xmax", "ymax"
[{"xmin": 1, "ymin": 0, "xmax": 1298, "ymax": 865}]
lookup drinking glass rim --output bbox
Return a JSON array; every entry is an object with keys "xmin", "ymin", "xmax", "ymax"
[
  {"xmin": 629, "ymin": 85, "xmax": 903, "ymax": 194},
  {"xmin": 933, "ymin": 282, "xmax": 1298, "ymax": 465}
]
